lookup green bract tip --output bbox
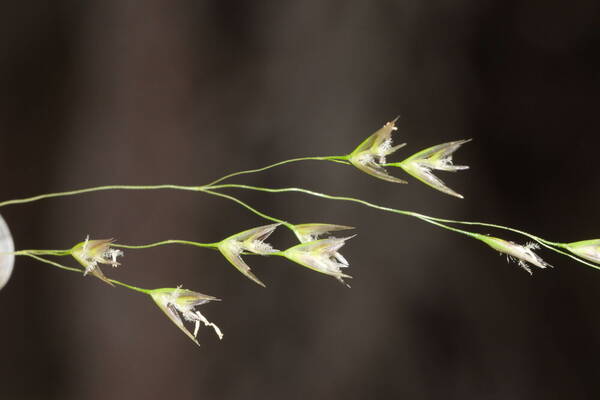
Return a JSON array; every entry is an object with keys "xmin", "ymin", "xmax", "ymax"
[
  {"xmin": 348, "ymin": 118, "xmax": 407, "ymax": 184},
  {"xmin": 217, "ymin": 223, "xmax": 281, "ymax": 287},
  {"xmin": 392, "ymin": 139, "xmax": 471, "ymax": 198},
  {"xmin": 150, "ymin": 286, "xmax": 222, "ymax": 346},
  {"xmin": 565, "ymin": 239, "xmax": 600, "ymax": 264}
]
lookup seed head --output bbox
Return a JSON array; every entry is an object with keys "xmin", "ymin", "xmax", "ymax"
[
  {"xmin": 291, "ymin": 223, "xmax": 354, "ymax": 243},
  {"xmin": 348, "ymin": 118, "xmax": 407, "ymax": 183},
  {"xmin": 565, "ymin": 239, "xmax": 600, "ymax": 264},
  {"xmin": 282, "ymin": 236, "xmax": 354, "ymax": 286},
  {"xmin": 478, "ymin": 235, "xmax": 551, "ymax": 274},
  {"xmin": 392, "ymin": 139, "xmax": 470, "ymax": 198},
  {"xmin": 150, "ymin": 286, "xmax": 222, "ymax": 346},
  {"xmin": 71, "ymin": 236, "xmax": 124, "ymax": 285},
  {"xmin": 218, "ymin": 223, "xmax": 280, "ymax": 287}
]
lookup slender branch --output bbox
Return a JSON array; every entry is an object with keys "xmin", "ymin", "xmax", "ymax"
[
  {"xmin": 22, "ymin": 253, "xmax": 151, "ymax": 293},
  {"xmin": 2, "ymin": 153, "xmax": 595, "ymax": 272},
  {"xmin": 0, "ymin": 184, "xmax": 198, "ymax": 208},
  {"xmin": 107, "ymin": 279, "xmax": 151, "ymax": 294},
  {"xmin": 24, "ymin": 253, "xmax": 81, "ymax": 273},
  {"xmin": 206, "ymin": 183, "xmax": 600, "ymax": 270},
  {"xmin": 410, "ymin": 216, "xmax": 561, "ymax": 247},
  {"xmin": 113, "ymin": 240, "xmax": 219, "ymax": 250},
  {"xmin": 209, "ymin": 183, "xmax": 419, "ymax": 217},
  {"xmin": 14, "ymin": 249, "xmax": 71, "ymax": 256},
  {"xmin": 206, "ymin": 184, "xmax": 479, "ymax": 240},
  {"xmin": 0, "ymin": 156, "xmax": 350, "ymax": 208},
  {"xmin": 205, "ymin": 156, "xmax": 349, "ymax": 187},
  {"xmin": 199, "ymin": 188, "xmax": 294, "ymax": 229}
]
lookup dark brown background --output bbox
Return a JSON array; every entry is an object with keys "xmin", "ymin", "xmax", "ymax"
[{"xmin": 1, "ymin": 1, "xmax": 600, "ymax": 399}]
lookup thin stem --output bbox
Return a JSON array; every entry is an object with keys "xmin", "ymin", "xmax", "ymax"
[
  {"xmin": 209, "ymin": 183, "xmax": 419, "ymax": 217},
  {"xmin": 0, "ymin": 156, "xmax": 350, "ymax": 208},
  {"xmin": 22, "ymin": 253, "xmax": 151, "ymax": 293},
  {"xmin": 205, "ymin": 156, "xmax": 349, "ymax": 187},
  {"xmin": 207, "ymin": 184, "xmax": 480, "ymax": 239},
  {"xmin": 525, "ymin": 240, "xmax": 600, "ymax": 271},
  {"xmin": 14, "ymin": 249, "xmax": 71, "ymax": 256},
  {"xmin": 25, "ymin": 253, "xmax": 81, "ymax": 273},
  {"xmin": 108, "ymin": 279, "xmax": 151, "ymax": 294},
  {"xmin": 411, "ymin": 216, "xmax": 561, "ymax": 247},
  {"xmin": 207, "ymin": 183, "xmax": 600, "ymax": 270},
  {"xmin": 205, "ymin": 185, "xmax": 553, "ymax": 248},
  {"xmin": 381, "ymin": 215, "xmax": 600, "ymax": 269},
  {"xmin": 207, "ymin": 184, "xmax": 479, "ymax": 240},
  {"xmin": 113, "ymin": 240, "xmax": 219, "ymax": 250},
  {"xmin": 0, "ymin": 184, "xmax": 198, "ymax": 208},
  {"xmin": 410, "ymin": 215, "xmax": 481, "ymax": 239},
  {"xmin": 199, "ymin": 188, "xmax": 294, "ymax": 229}
]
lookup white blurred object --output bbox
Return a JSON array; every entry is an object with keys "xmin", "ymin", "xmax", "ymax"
[{"xmin": 0, "ymin": 213, "xmax": 15, "ymax": 290}]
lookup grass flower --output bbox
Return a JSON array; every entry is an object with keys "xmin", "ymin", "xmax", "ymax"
[
  {"xmin": 478, "ymin": 235, "xmax": 551, "ymax": 274},
  {"xmin": 150, "ymin": 286, "xmax": 222, "ymax": 346},
  {"xmin": 0, "ymin": 214, "xmax": 15, "ymax": 291},
  {"xmin": 348, "ymin": 118, "xmax": 407, "ymax": 183},
  {"xmin": 217, "ymin": 223, "xmax": 280, "ymax": 287},
  {"xmin": 391, "ymin": 139, "xmax": 470, "ymax": 198},
  {"xmin": 565, "ymin": 239, "xmax": 600, "ymax": 264},
  {"xmin": 282, "ymin": 236, "xmax": 354, "ymax": 286},
  {"xmin": 291, "ymin": 223, "xmax": 354, "ymax": 243},
  {"xmin": 71, "ymin": 236, "xmax": 124, "ymax": 285}
]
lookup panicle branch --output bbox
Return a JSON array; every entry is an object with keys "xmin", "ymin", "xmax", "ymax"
[{"xmin": 1, "ymin": 117, "xmax": 597, "ymax": 348}]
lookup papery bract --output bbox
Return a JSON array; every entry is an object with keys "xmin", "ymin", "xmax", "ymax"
[
  {"xmin": 218, "ymin": 223, "xmax": 280, "ymax": 287},
  {"xmin": 283, "ymin": 236, "xmax": 354, "ymax": 285},
  {"xmin": 71, "ymin": 236, "xmax": 123, "ymax": 285},
  {"xmin": 150, "ymin": 286, "xmax": 222, "ymax": 346},
  {"xmin": 291, "ymin": 223, "xmax": 354, "ymax": 243},
  {"xmin": 348, "ymin": 118, "xmax": 407, "ymax": 183},
  {"xmin": 565, "ymin": 239, "xmax": 600, "ymax": 264},
  {"xmin": 478, "ymin": 235, "xmax": 551, "ymax": 274},
  {"xmin": 392, "ymin": 139, "xmax": 470, "ymax": 198}
]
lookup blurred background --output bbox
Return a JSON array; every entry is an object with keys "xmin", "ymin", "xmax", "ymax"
[{"xmin": 1, "ymin": 1, "xmax": 600, "ymax": 399}]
